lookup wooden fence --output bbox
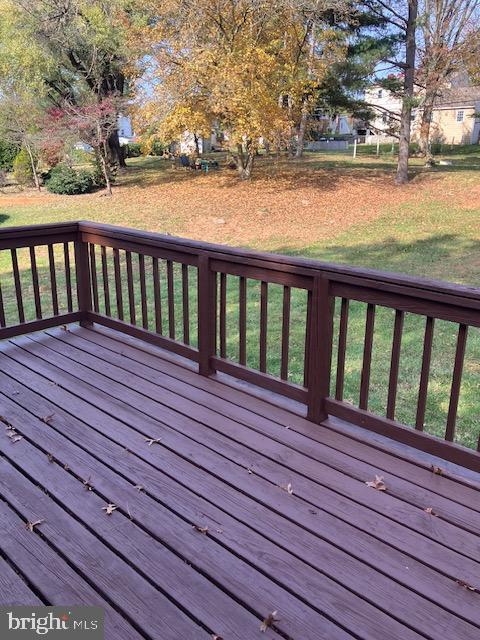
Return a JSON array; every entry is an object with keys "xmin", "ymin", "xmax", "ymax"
[{"xmin": 1, "ymin": 221, "xmax": 479, "ymax": 471}]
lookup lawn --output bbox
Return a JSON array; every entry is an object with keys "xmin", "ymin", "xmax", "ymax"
[{"xmin": 0, "ymin": 147, "xmax": 479, "ymax": 449}]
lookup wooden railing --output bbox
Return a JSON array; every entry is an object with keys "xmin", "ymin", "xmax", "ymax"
[{"xmin": 1, "ymin": 221, "xmax": 479, "ymax": 472}]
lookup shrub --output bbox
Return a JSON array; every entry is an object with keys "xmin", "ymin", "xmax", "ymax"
[
  {"xmin": 124, "ymin": 142, "xmax": 142, "ymax": 158},
  {"xmin": 13, "ymin": 149, "xmax": 34, "ymax": 185},
  {"xmin": 44, "ymin": 163, "xmax": 94, "ymax": 195},
  {"xmin": 0, "ymin": 140, "xmax": 20, "ymax": 170},
  {"xmin": 150, "ymin": 138, "xmax": 166, "ymax": 156}
]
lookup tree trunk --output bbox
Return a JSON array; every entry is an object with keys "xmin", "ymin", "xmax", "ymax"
[
  {"xmin": 100, "ymin": 142, "xmax": 112, "ymax": 196},
  {"xmin": 396, "ymin": 0, "xmax": 418, "ymax": 185},
  {"xmin": 25, "ymin": 143, "xmax": 40, "ymax": 191},
  {"xmin": 235, "ymin": 144, "xmax": 255, "ymax": 179},
  {"xmin": 296, "ymin": 108, "xmax": 308, "ymax": 157},
  {"xmin": 108, "ymin": 129, "xmax": 126, "ymax": 168},
  {"xmin": 419, "ymin": 99, "xmax": 434, "ymax": 161},
  {"xmin": 193, "ymin": 133, "xmax": 200, "ymax": 156}
]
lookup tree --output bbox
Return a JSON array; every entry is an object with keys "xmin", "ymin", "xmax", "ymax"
[
  {"xmin": 417, "ymin": 0, "xmax": 480, "ymax": 160},
  {"xmin": 0, "ymin": 0, "xmax": 144, "ymax": 170}
]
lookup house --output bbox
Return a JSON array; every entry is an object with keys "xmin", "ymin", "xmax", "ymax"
[{"xmin": 363, "ymin": 80, "xmax": 480, "ymax": 145}]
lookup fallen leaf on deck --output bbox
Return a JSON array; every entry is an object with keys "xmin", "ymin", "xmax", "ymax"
[
  {"xmin": 281, "ymin": 482, "xmax": 294, "ymax": 495},
  {"xmin": 41, "ymin": 414, "xmax": 55, "ymax": 425},
  {"xmin": 102, "ymin": 503, "xmax": 117, "ymax": 515},
  {"xmin": 260, "ymin": 610, "xmax": 279, "ymax": 632},
  {"xmin": 61, "ymin": 325, "xmax": 69, "ymax": 332},
  {"xmin": 216, "ymin": 528, "xmax": 224, "ymax": 534},
  {"xmin": 0, "ymin": 416, "xmax": 13, "ymax": 428},
  {"xmin": 144, "ymin": 437, "xmax": 162, "ymax": 447},
  {"xmin": 83, "ymin": 477, "xmax": 93, "ymax": 491},
  {"xmin": 365, "ymin": 475, "xmax": 387, "ymax": 491},
  {"xmin": 47, "ymin": 453, "xmax": 54, "ymax": 463},
  {"xmin": 192, "ymin": 524, "xmax": 208, "ymax": 534},
  {"xmin": 63, "ymin": 464, "xmax": 69, "ymax": 471},
  {"xmin": 5, "ymin": 429, "xmax": 17, "ymax": 438},
  {"xmin": 431, "ymin": 465, "xmax": 443, "ymax": 475},
  {"xmin": 212, "ymin": 635, "xmax": 224, "ymax": 640},
  {"xmin": 10, "ymin": 435, "xmax": 23, "ymax": 443},
  {"xmin": 456, "ymin": 580, "xmax": 479, "ymax": 592},
  {"xmin": 134, "ymin": 484, "xmax": 145, "ymax": 492},
  {"xmin": 25, "ymin": 519, "xmax": 45, "ymax": 532},
  {"xmin": 424, "ymin": 507, "xmax": 437, "ymax": 516},
  {"xmin": 247, "ymin": 467, "xmax": 254, "ymax": 474}
]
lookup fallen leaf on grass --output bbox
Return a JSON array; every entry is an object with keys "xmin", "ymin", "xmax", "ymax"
[
  {"xmin": 41, "ymin": 414, "xmax": 55, "ymax": 425},
  {"xmin": 431, "ymin": 465, "xmax": 443, "ymax": 475},
  {"xmin": 144, "ymin": 437, "xmax": 162, "ymax": 447},
  {"xmin": 192, "ymin": 524, "xmax": 208, "ymax": 534},
  {"xmin": 281, "ymin": 482, "xmax": 294, "ymax": 495},
  {"xmin": 456, "ymin": 580, "xmax": 479, "ymax": 592},
  {"xmin": 424, "ymin": 507, "xmax": 437, "ymax": 516},
  {"xmin": 102, "ymin": 503, "xmax": 117, "ymax": 515},
  {"xmin": 25, "ymin": 519, "xmax": 45, "ymax": 532},
  {"xmin": 260, "ymin": 610, "xmax": 279, "ymax": 632},
  {"xmin": 365, "ymin": 475, "xmax": 387, "ymax": 491}
]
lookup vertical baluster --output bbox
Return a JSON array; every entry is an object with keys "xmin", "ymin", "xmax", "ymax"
[
  {"xmin": 239, "ymin": 276, "xmax": 247, "ymax": 365},
  {"xmin": 47, "ymin": 245, "xmax": 59, "ymax": 316},
  {"xmin": 280, "ymin": 285, "xmax": 291, "ymax": 380},
  {"xmin": 125, "ymin": 251, "xmax": 136, "ymax": 325},
  {"xmin": 445, "ymin": 323, "xmax": 468, "ymax": 442},
  {"xmin": 0, "ymin": 275, "xmax": 5, "ymax": 327},
  {"xmin": 152, "ymin": 257, "xmax": 162, "ymax": 334},
  {"xmin": 197, "ymin": 255, "xmax": 216, "ymax": 376},
  {"xmin": 113, "ymin": 248, "xmax": 124, "ymax": 320},
  {"xmin": 182, "ymin": 263, "xmax": 190, "ymax": 344},
  {"xmin": 139, "ymin": 254, "xmax": 148, "ymax": 330},
  {"xmin": 63, "ymin": 243, "xmax": 73, "ymax": 313},
  {"xmin": 29, "ymin": 246, "xmax": 42, "ymax": 320},
  {"xmin": 386, "ymin": 309, "xmax": 405, "ymax": 420},
  {"xmin": 89, "ymin": 244, "xmax": 99, "ymax": 313},
  {"xmin": 415, "ymin": 316, "xmax": 435, "ymax": 430},
  {"xmin": 259, "ymin": 281, "xmax": 268, "ymax": 373},
  {"xmin": 167, "ymin": 260, "xmax": 175, "ymax": 339},
  {"xmin": 11, "ymin": 248, "xmax": 25, "ymax": 323},
  {"xmin": 74, "ymin": 239, "xmax": 92, "ymax": 327},
  {"xmin": 359, "ymin": 303, "xmax": 376, "ymax": 410},
  {"xmin": 335, "ymin": 298, "xmax": 349, "ymax": 401},
  {"xmin": 101, "ymin": 246, "xmax": 111, "ymax": 316},
  {"xmin": 303, "ymin": 288, "xmax": 312, "ymax": 387},
  {"xmin": 219, "ymin": 272, "xmax": 227, "ymax": 358}
]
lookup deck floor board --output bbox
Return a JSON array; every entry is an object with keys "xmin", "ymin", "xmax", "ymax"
[{"xmin": 1, "ymin": 326, "xmax": 479, "ymax": 640}]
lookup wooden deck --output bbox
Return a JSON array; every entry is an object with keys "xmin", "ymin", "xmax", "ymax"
[{"xmin": 1, "ymin": 325, "xmax": 480, "ymax": 640}]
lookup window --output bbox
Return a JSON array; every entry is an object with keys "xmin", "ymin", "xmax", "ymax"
[
  {"xmin": 377, "ymin": 89, "xmax": 383, "ymax": 99},
  {"xmin": 120, "ymin": 129, "xmax": 125, "ymax": 136},
  {"xmin": 456, "ymin": 110, "xmax": 464, "ymax": 122}
]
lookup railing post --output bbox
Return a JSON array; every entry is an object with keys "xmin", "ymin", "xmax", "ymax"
[
  {"xmin": 197, "ymin": 254, "xmax": 216, "ymax": 376},
  {"xmin": 307, "ymin": 275, "xmax": 334, "ymax": 423},
  {"xmin": 74, "ymin": 232, "xmax": 92, "ymax": 328}
]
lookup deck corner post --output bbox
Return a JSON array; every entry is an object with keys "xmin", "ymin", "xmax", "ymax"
[
  {"xmin": 197, "ymin": 254, "xmax": 216, "ymax": 376},
  {"xmin": 74, "ymin": 233, "xmax": 93, "ymax": 328},
  {"xmin": 306, "ymin": 275, "xmax": 334, "ymax": 424}
]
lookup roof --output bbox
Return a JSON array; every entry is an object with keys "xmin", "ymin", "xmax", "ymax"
[{"xmin": 434, "ymin": 85, "xmax": 480, "ymax": 108}]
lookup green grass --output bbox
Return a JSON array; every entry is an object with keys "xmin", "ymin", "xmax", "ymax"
[{"xmin": 0, "ymin": 149, "xmax": 479, "ymax": 449}]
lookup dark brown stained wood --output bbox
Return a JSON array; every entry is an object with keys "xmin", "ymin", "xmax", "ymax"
[
  {"xmin": 0, "ymin": 276, "xmax": 5, "ymax": 327},
  {"xmin": 0, "ymin": 501, "xmax": 144, "ymax": 640},
  {"xmin": 415, "ymin": 316, "xmax": 435, "ymax": 430},
  {"xmin": 138, "ymin": 253, "xmax": 148, "ymax": 330},
  {"xmin": 89, "ymin": 243, "xmax": 99, "ymax": 313},
  {"xmin": 152, "ymin": 256, "xmax": 162, "ymax": 334},
  {"xmin": 63, "ymin": 242, "xmax": 73, "ymax": 313},
  {"xmin": 0, "ymin": 457, "xmax": 210, "ymax": 640},
  {"xmin": 445, "ymin": 323, "xmax": 468, "ymax": 442},
  {"xmin": 125, "ymin": 250, "xmax": 136, "ymax": 325},
  {"xmin": 303, "ymin": 289, "xmax": 312, "ymax": 387},
  {"xmin": 29, "ymin": 245, "xmax": 42, "ymax": 319},
  {"xmin": 359, "ymin": 303, "xmax": 375, "ymax": 410},
  {"xmin": 47, "ymin": 244, "xmax": 59, "ymax": 316},
  {"xmin": 239, "ymin": 275, "xmax": 247, "ymax": 366},
  {"xmin": 166, "ymin": 259, "xmax": 175, "ymax": 340},
  {"xmin": 2, "ymin": 333, "xmax": 480, "ymax": 639},
  {"xmin": 0, "ymin": 557, "xmax": 43, "ymax": 606},
  {"xmin": 113, "ymin": 248, "xmax": 124, "ymax": 320},
  {"xmin": 100, "ymin": 245, "xmax": 111, "ymax": 316},
  {"xmin": 75, "ymin": 240, "xmax": 92, "ymax": 327},
  {"xmin": 0, "ymin": 313, "xmax": 82, "ymax": 341},
  {"xmin": 11, "ymin": 248, "xmax": 25, "ymax": 323},
  {"xmin": 257, "ymin": 281, "xmax": 267, "ymax": 374},
  {"xmin": 197, "ymin": 255, "xmax": 216, "ymax": 376},
  {"xmin": 280, "ymin": 285, "xmax": 291, "ymax": 380},
  {"xmin": 210, "ymin": 257, "xmax": 311, "ymax": 290},
  {"xmin": 181, "ymin": 263, "xmax": 190, "ymax": 344},
  {"xmin": 386, "ymin": 309, "xmax": 404, "ymax": 420},
  {"xmin": 335, "ymin": 298, "xmax": 349, "ymax": 401},
  {"xmin": 219, "ymin": 272, "xmax": 227, "ymax": 358}
]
